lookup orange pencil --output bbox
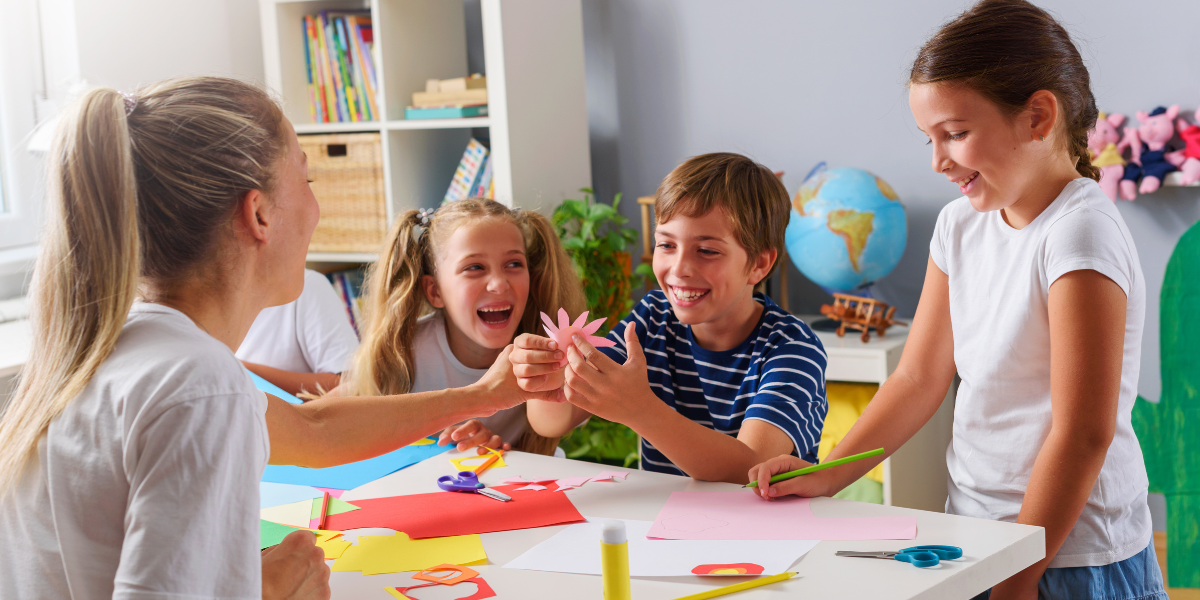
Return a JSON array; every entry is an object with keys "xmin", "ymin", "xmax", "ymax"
[
  {"xmin": 317, "ymin": 491, "xmax": 331, "ymax": 530},
  {"xmin": 472, "ymin": 447, "xmax": 502, "ymax": 474}
]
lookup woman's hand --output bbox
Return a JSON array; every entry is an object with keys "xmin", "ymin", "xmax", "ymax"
[
  {"xmin": 438, "ymin": 419, "xmax": 511, "ymax": 453},
  {"xmin": 261, "ymin": 530, "xmax": 330, "ymax": 600},
  {"xmin": 474, "ymin": 345, "xmax": 562, "ymax": 412},
  {"xmin": 510, "ymin": 334, "xmax": 566, "ymax": 394},
  {"xmin": 747, "ymin": 455, "xmax": 835, "ymax": 500}
]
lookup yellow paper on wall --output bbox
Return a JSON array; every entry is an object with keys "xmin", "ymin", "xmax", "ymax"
[{"xmin": 332, "ymin": 532, "xmax": 487, "ymax": 576}]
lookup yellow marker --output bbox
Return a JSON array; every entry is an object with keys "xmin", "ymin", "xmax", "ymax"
[
  {"xmin": 670, "ymin": 571, "xmax": 797, "ymax": 600},
  {"xmin": 601, "ymin": 520, "xmax": 631, "ymax": 600}
]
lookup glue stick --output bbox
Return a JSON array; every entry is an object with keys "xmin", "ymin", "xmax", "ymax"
[{"xmin": 601, "ymin": 520, "xmax": 631, "ymax": 600}]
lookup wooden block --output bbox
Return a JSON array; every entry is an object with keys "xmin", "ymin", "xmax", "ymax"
[
  {"xmin": 438, "ymin": 75, "xmax": 487, "ymax": 92},
  {"xmin": 411, "ymin": 88, "xmax": 488, "ymax": 109},
  {"xmin": 425, "ymin": 79, "xmax": 440, "ymax": 93}
]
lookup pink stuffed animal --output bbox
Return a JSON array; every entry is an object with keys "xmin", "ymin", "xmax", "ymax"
[
  {"xmin": 1175, "ymin": 104, "xmax": 1200, "ymax": 185},
  {"xmin": 1087, "ymin": 112, "xmax": 1127, "ymax": 201},
  {"xmin": 1119, "ymin": 105, "xmax": 1187, "ymax": 200}
]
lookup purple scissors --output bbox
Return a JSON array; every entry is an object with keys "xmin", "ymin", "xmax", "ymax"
[{"xmin": 437, "ymin": 471, "xmax": 511, "ymax": 502}]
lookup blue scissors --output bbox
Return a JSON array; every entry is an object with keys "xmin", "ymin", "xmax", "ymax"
[
  {"xmin": 836, "ymin": 545, "xmax": 963, "ymax": 568},
  {"xmin": 437, "ymin": 471, "xmax": 511, "ymax": 502}
]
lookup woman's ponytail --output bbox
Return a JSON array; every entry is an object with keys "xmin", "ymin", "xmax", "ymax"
[{"xmin": 0, "ymin": 89, "xmax": 139, "ymax": 494}]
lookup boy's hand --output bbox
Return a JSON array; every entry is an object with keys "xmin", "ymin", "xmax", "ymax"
[
  {"xmin": 510, "ymin": 334, "xmax": 567, "ymax": 396},
  {"xmin": 262, "ymin": 530, "xmax": 330, "ymax": 600},
  {"xmin": 475, "ymin": 345, "xmax": 562, "ymax": 409},
  {"xmin": 561, "ymin": 324, "xmax": 660, "ymax": 425},
  {"xmin": 747, "ymin": 455, "xmax": 833, "ymax": 500},
  {"xmin": 438, "ymin": 419, "xmax": 511, "ymax": 453}
]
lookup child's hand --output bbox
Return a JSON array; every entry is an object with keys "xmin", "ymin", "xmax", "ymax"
[
  {"xmin": 438, "ymin": 419, "xmax": 512, "ymax": 453},
  {"xmin": 747, "ymin": 455, "xmax": 832, "ymax": 500},
  {"xmin": 510, "ymin": 333, "xmax": 566, "ymax": 398},
  {"xmin": 261, "ymin": 530, "xmax": 330, "ymax": 600},
  {"xmin": 560, "ymin": 324, "xmax": 659, "ymax": 425}
]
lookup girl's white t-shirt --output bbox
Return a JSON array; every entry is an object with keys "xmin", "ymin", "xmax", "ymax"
[
  {"xmin": 236, "ymin": 269, "xmax": 359, "ymax": 374},
  {"xmin": 0, "ymin": 303, "xmax": 269, "ymax": 600},
  {"xmin": 411, "ymin": 311, "xmax": 528, "ymax": 445},
  {"xmin": 931, "ymin": 177, "xmax": 1151, "ymax": 568}
]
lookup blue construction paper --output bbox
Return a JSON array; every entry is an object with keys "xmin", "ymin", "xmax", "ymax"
[
  {"xmin": 261, "ymin": 438, "xmax": 451, "ymax": 490},
  {"xmin": 247, "ymin": 370, "xmax": 303, "ymax": 405},
  {"xmin": 260, "ymin": 482, "xmax": 326, "ymax": 509}
]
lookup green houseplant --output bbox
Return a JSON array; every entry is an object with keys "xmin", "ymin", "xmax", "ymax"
[{"xmin": 552, "ymin": 188, "xmax": 651, "ymax": 467}]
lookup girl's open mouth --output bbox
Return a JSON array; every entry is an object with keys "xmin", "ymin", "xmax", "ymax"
[{"xmin": 478, "ymin": 305, "xmax": 513, "ymax": 325}]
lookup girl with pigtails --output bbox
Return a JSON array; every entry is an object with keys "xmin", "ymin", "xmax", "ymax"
[
  {"xmin": 0, "ymin": 78, "xmax": 555, "ymax": 600},
  {"xmin": 335, "ymin": 199, "xmax": 587, "ymax": 455}
]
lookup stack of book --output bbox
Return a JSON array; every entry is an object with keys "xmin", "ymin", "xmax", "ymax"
[
  {"xmin": 325, "ymin": 268, "xmax": 366, "ymax": 336},
  {"xmin": 406, "ymin": 75, "xmax": 488, "ymax": 120},
  {"xmin": 444, "ymin": 138, "xmax": 494, "ymax": 202},
  {"xmin": 302, "ymin": 11, "xmax": 379, "ymax": 123}
]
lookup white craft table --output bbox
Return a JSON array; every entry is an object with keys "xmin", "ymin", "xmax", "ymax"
[
  {"xmin": 802, "ymin": 319, "xmax": 956, "ymax": 512},
  {"xmin": 332, "ymin": 449, "xmax": 1043, "ymax": 600}
]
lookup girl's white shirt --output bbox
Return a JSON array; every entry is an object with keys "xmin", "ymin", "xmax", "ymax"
[
  {"xmin": 932, "ymin": 177, "xmax": 1150, "ymax": 568},
  {"xmin": 0, "ymin": 303, "xmax": 268, "ymax": 599}
]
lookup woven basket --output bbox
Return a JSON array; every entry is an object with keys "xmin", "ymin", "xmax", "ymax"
[{"xmin": 300, "ymin": 133, "xmax": 387, "ymax": 253}]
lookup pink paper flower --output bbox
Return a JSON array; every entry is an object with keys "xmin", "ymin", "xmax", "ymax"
[{"xmin": 541, "ymin": 308, "xmax": 616, "ymax": 366}]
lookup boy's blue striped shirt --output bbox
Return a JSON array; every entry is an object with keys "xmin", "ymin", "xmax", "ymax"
[{"xmin": 599, "ymin": 290, "xmax": 828, "ymax": 476}]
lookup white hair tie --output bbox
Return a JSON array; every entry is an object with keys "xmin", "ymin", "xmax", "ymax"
[{"xmin": 120, "ymin": 91, "xmax": 137, "ymax": 116}]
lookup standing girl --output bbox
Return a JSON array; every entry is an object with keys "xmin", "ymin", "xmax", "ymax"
[
  {"xmin": 749, "ymin": 2, "xmax": 1164, "ymax": 599},
  {"xmin": 0, "ymin": 77, "xmax": 545, "ymax": 600},
  {"xmin": 338, "ymin": 199, "xmax": 585, "ymax": 454}
]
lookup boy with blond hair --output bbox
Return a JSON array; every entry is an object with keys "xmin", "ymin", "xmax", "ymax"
[{"xmin": 515, "ymin": 152, "xmax": 828, "ymax": 483}]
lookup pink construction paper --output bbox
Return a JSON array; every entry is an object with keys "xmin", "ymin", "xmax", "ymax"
[
  {"xmin": 554, "ymin": 476, "xmax": 592, "ymax": 492},
  {"xmin": 590, "ymin": 471, "xmax": 629, "ymax": 483},
  {"xmin": 541, "ymin": 309, "xmax": 617, "ymax": 367},
  {"xmin": 515, "ymin": 484, "xmax": 547, "ymax": 491},
  {"xmin": 647, "ymin": 491, "xmax": 916, "ymax": 541},
  {"xmin": 314, "ymin": 487, "xmax": 345, "ymax": 499}
]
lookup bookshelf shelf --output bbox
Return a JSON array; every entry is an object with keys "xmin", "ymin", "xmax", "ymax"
[{"xmin": 261, "ymin": 0, "xmax": 592, "ymax": 264}]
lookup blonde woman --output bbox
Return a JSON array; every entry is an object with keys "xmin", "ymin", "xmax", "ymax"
[{"xmin": 0, "ymin": 77, "xmax": 546, "ymax": 600}]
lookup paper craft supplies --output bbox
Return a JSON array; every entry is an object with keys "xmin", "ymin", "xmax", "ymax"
[
  {"xmin": 259, "ymin": 497, "xmax": 360, "ymax": 529},
  {"xmin": 260, "ymin": 482, "xmax": 328, "ymax": 509},
  {"xmin": 501, "ymin": 470, "xmax": 631, "ymax": 492},
  {"xmin": 647, "ymin": 491, "xmax": 917, "ymax": 541},
  {"xmin": 541, "ymin": 309, "xmax": 616, "ymax": 366},
  {"xmin": 386, "ymin": 577, "xmax": 497, "ymax": 600},
  {"xmin": 515, "ymin": 484, "xmax": 547, "ymax": 491},
  {"xmin": 262, "ymin": 438, "xmax": 451, "ymax": 489},
  {"xmin": 259, "ymin": 520, "xmax": 345, "ymax": 555},
  {"xmin": 505, "ymin": 518, "xmax": 818, "ymax": 577},
  {"xmin": 323, "ymin": 484, "xmax": 586, "ymax": 538},
  {"xmin": 450, "ymin": 447, "xmax": 507, "ymax": 473},
  {"xmin": 332, "ymin": 531, "xmax": 486, "ymax": 575},
  {"xmin": 554, "ymin": 476, "xmax": 592, "ymax": 491}
]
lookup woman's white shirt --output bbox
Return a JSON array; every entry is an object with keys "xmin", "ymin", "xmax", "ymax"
[
  {"xmin": 931, "ymin": 177, "xmax": 1150, "ymax": 568},
  {"xmin": 410, "ymin": 311, "xmax": 528, "ymax": 444},
  {"xmin": 0, "ymin": 303, "xmax": 269, "ymax": 600},
  {"xmin": 236, "ymin": 269, "xmax": 359, "ymax": 374}
]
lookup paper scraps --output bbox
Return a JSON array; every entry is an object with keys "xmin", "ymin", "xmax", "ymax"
[
  {"xmin": 504, "ymin": 518, "xmax": 817, "ymax": 577},
  {"xmin": 331, "ymin": 531, "xmax": 486, "ymax": 576},
  {"xmin": 324, "ymin": 484, "xmax": 586, "ymax": 538},
  {"xmin": 554, "ymin": 476, "xmax": 592, "ymax": 492},
  {"xmin": 260, "ymin": 497, "xmax": 360, "ymax": 529},
  {"xmin": 499, "ymin": 476, "xmax": 556, "ymax": 485},
  {"xmin": 647, "ymin": 491, "xmax": 917, "ymax": 541},
  {"xmin": 262, "ymin": 438, "xmax": 451, "ymax": 490},
  {"xmin": 386, "ymin": 577, "xmax": 496, "ymax": 600},
  {"xmin": 259, "ymin": 519, "xmax": 346, "ymax": 558},
  {"xmin": 501, "ymin": 471, "xmax": 631, "ymax": 492},
  {"xmin": 449, "ymin": 447, "xmax": 507, "ymax": 474},
  {"xmin": 541, "ymin": 309, "xmax": 616, "ymax": 366},
  {"xmin": 260, "ymin": 482, "xmax": 331, "ymax": 509},
  {"xmin": 515, "ymin": 484, "xmax": 547, "ymax": 491},
  {"xmin": 413, "ymin": 564, "xmax": 480, "ymax": 585},
  {"xmin": 589, "ymin": 471, "xmax": 629, "ymax": 482},
  {"xmin": 692, "ymin": 563, "xmax": 765, "ymax": 575}
]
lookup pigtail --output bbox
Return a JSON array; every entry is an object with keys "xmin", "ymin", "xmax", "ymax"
[
  {"xmin": 517, "ymin": 210, "xmax": 587, "ymax": 334},
  {"xmin": 346, "ymin": 210, "xmax": 432, "ymax": 396},
  {"xmin": 0, "ymin": 89, "xmax": 139, "ymax": 495}
]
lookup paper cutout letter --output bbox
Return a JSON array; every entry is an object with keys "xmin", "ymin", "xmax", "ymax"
[
  {"xmin": 541, "ymin": 309, "xmax": 616, "ymax": 366},
  {"xmin": 412, "ymin": 564, "xmax": 480, "ymax": 586}
]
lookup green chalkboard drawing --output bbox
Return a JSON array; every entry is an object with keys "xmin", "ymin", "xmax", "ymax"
[{"xmin": 1132, "ymin": 219, "xmax": 1200, "ymax": 589}]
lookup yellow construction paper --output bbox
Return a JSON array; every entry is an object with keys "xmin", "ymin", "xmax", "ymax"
[
  {"xmin": 332, "ymin": 532, "xmax": 488, "ymax": 576},
  {"xmin": 384, "ymin": 588, "xmax": 408, "ymax": 600},
  {"xmin": 449, "ymin": 447, "xmax": 507, "ymax": 473},
  {"xmin": 260, "ymin": 500, "xmax": 314, "ymax": 528},
  {"xmin": 316, "ymin": 536, "xmax": 351, "ymax": 560},
  {"xmin": 410, "ymin": 438, "xmax": 435, "ymax": 446}
]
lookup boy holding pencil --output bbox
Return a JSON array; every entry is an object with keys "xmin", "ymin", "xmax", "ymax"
[{"xmin": 515, "ymin": 152, "xmax": 828, "ymax": 484}]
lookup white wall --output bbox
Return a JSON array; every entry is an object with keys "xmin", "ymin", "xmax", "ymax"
[{"xmin": 580, "ymin": 0, "xmax": 1200, "ymax": 407}]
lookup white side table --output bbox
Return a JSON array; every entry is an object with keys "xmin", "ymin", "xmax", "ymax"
[{"xmin": 802, "ymin": 318, "xmax": 955, "ymax": 512}]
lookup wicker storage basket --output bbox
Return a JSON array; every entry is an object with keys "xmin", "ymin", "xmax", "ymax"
[{"xmin": 300, "ymin": 133, "xmax": 387, "ymax": 254}]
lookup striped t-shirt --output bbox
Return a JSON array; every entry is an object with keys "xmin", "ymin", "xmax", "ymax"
[{"xmin": 599, "ymin": 290, "xmax": 828, "ymax": 476}]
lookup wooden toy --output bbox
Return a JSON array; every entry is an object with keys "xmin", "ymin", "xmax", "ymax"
[{"xmin": 819, "ymin": 294, "xmax": 906, "ymax": 342}]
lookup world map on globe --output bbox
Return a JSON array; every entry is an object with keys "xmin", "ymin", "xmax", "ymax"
[{"xmin": 784, "ymin": 165, "xmax": 907, "ymax": 292}]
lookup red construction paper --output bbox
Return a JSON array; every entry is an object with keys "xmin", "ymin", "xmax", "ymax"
[
  {"xmin": 324, "ymin": 485, "xmax": 585, "ymax": 539},
  {"xmin": 394, "ymin": 576, "xmax": 496, "ymax": 600}
]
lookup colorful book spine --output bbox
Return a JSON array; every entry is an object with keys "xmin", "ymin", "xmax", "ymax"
[
  {"xmin": 315, "ymin": 13, "xmax": 340, "ymax": 122},
  {"xmin": 334, "ymin": 17, "xmax": 359, "ymax": 122},
  {"xmin": 348, "ymin": 16, "xmax": 377, "ymax": 120},
  {"xmin": 302, "ymin": 12, "xmax": 377, "ymax": 123},
  {"xmin": 471, "ymin": 155, "xmax": 493, "ymax": 198},
  {"xmin": 444, "ymin": 139, "xmax": 489, "ymax": 203},
  {"xmin": 302, "ymin": 17, "xmax": 317, "ymax": 123}
]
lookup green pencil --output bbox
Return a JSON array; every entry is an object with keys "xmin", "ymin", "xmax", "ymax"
[{"xmin": 744, "ymin": 448, "xmax": 885, "ymax": 488}]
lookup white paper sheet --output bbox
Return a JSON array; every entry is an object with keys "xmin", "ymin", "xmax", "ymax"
[{"xmin": 503, "ymin": 518, "xmax": 818, "ymax": 577}]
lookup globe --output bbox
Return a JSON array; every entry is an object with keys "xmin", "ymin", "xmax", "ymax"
[{"xmin": 785, "ymin": 165, "xmax": 907, "ymax": 292}]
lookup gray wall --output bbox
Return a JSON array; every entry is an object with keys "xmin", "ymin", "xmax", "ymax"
[{"xmin": 581, "ymin": 0, "xmax": 1200, "ymax": 406}]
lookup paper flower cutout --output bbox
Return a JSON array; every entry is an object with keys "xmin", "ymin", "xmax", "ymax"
[
  {"xmin": 541, "ymin": 308, "xmax": 616, "ymax": 366},
  {"xmin": 691, "ymin": 563, "xmax": 766, "ymax": 576}
]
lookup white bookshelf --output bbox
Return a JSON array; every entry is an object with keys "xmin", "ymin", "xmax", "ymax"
[{"xmin": 259, "ymin": 0, "xmax": 592, "ymax": 264}]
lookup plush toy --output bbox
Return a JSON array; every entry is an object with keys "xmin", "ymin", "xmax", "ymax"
[
  {"xmin": 1120, "ymin": 105, "xmax": 1187, "ymax": 200},
  {"xmin": 1087, "ymin": 112, "xmax": 1128, "ymax": 201},
  {"xmin": 1175, "ymin": 104, "xmax": 1200, "ymax": 185}
]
